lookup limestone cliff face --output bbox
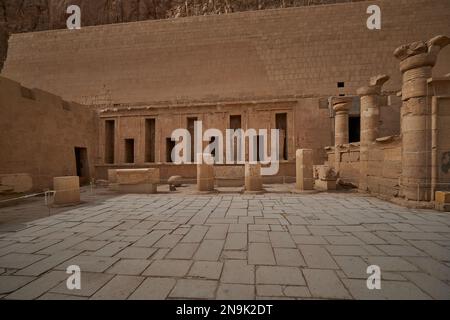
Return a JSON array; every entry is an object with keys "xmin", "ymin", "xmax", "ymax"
[{"xmin": 0, "ymin": 0, "xmax": 364, "ymax": 70}]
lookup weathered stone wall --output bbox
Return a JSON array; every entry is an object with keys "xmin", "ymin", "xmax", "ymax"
[
  {"xmin": 96, "ymin": 98, "xmax": 314, "ymax": 179},
  {"xmin": 2, "ymin": 0, "xmax": 450, "ymax": 105},
  {"xmin": 327, "ymin": 136, "xmax": 401, "ymax": 197},
  {"xmin": 0, "ymin": 76, "xmax": 98, "ymax": 191}
]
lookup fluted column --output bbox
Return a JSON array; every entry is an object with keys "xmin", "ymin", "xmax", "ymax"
[
  {"xmin": 357, "ymin": 74, "xmax": 390, "ymax": 192},
  {"xmin": 394, "ymin": 35, "xmax": 450, "ymax": 201}
]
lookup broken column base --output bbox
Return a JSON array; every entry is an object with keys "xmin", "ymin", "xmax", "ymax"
[
  {"xmin": 435, "ymin": 191, "xmax": 450, "ymax": 212},
  {"xmin": 314, "ymin": 179, "xmax": 337, "ymax": 191},
  {"xmin": 313, "ymin": 165, "xmax": 337, "ymax": 191}
]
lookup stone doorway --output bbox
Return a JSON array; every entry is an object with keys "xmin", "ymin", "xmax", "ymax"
[{"xmin": 74, "ymin": 147, "xmax": 89, "ymax": 184}]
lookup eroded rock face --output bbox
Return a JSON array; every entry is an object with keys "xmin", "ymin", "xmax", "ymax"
[{"xmin": 0, "ymin": 0, "xmax": 364, "ymax": 70}]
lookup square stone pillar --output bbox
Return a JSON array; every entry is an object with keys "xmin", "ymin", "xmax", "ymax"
[
  {"xmin": 53, "ymin": 176, "xmax": 80, "ymax": 205},
  {"xmin": 197, "ymin": 154, "xmax": 215, "ymax": 192},
  {"xmin": 245, "ymin": 163, "xmax": 263, "ymax": 192},
  {"xmin": 296, "ymin": 149, "xmax": 313, "ymax": 190}
]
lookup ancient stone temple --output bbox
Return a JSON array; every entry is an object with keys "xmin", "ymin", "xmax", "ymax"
[{"xmin": 0, "ymin": 0, "xmax": 450, "ymax": 208}]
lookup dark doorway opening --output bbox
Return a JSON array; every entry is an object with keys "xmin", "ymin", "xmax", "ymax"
[
  {"xmin": 349, "ymin": 116, "xmax": 361, "ymax": 143},
  {"xmin": 74, "ymin": 147, "xmax": 89, "ymax": 184},
  {"xmin": 105, "ymin": 120, "xmax": 115, "ymax": 164},
  {"xmin": 124, "ymin": 139, "xmax": 135, "ymax": 163},
  {"xmin": 166, "ymin": 138, "xmax": 176, "ymax": 163},
  {"xmin": 187, "ymin": 117, "xmax": 197, "ymax": 162},
  {"xmin": 145, "ymin": 119, "xmax": 156, "ymax": 163},
  {"xmin": 276, "ymin": 113, "xmax": 288, "ymax": 160},
  {"xmin": 229, "ymin": 115, "xmax": 242, "ymax": 162}
]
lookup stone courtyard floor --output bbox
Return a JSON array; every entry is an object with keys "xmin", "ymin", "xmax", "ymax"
[{"xmin": 0, "ymin": 188, "xmax": 450, "ymax": 300}]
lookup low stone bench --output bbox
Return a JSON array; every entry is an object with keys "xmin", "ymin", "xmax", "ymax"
[
  {"xmin": 107, "ymin": 169, "xmax": 119, "ymax": 191},
  {"xmin": 53, "ymin": 176, "xmax": 80, "ymax": 205},
  {"xmin": 115, "ymin": 168, "xmax": 160, "ymax": 194}
]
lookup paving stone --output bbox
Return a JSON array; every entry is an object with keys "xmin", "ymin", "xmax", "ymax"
[
  {"xmin": 248, "ymin": 243, "xmax": 276, "ymax": 265},
  {"xmin": 71, "ymin": 240, "xmax": 109, "ymax": 251},
  {"xmin": 402, "ymin": 272, "xmax": 450, "ymax": 300},
  {"xmin": 6, "ymin": 270, "xmax": 67, "ymax": 300},
  {"xmin": 204, "ymin": 225, "xmax": 228, "ymax": 240},
  {"xmin": 249, "ymin": 225, "xmax": 270, "ymax": 231},
  {"xmin": 256, "ymin": 285, "xmax": 284, "ymax": 297},
  {"xmin": 256, "ymin": 266, "xmax": 305, "ymax": 285},
  {"xmin": 55, "ymin": 255, "xmax": 119, "ymax": 273},
  {"xmin": 269, "ymin": 232, "xmax": 296, "ymax": 248},
  {"xmin": 133, "ymin": 230, "xmax": 168, "ymax": 247},
  {"xmin": 217, "ymin": 284, "xmax": 255, "ymax": 300},
  {"xmin": 153, "ymin": 234, "xmax": 183, "ymax": 248},
  {"xmin": 366, "ymin": 256, "xmax": 418, "ymax": 272},
  {"xmin": 326, "ymin": 245, "xmax": 369, "ymax": 256},
  {"xmin": 408, "ymin": 240, "xmax": 450, "ymax": 261},
  {"xmin": 325, "ymin": 236, "xmax": 364, "ymax": 245},
  {"xmin": 224, "ymin": 233, "xmax": 247, "ymax": 250},
  {"xmin": 115, "ymin": 247, "xmax": 156, "ymax": 259},
  {"xmin": 91, "ymin": 275, "xmax": 144, "ymax": 300},
  {"xmin": 166, "ymin": 243, "xmax": 199, "ymax": 259},
  {"xmin": 334, "ymin": 256, "xmax": 368, "ymax": 279},
  {"xmin": 249, "ymin": 231, "xmax": 270, "ymax": 243},
  {"xmin": 221, "ymin": 250, "xmax": 247, "ymax": 260},
  {"xmin": 287, "ymin": 226, "xmax": 309, "ymax": 235},
  {"xmin": 15, "ymin": 250, "xmax": 81, "ymax": 276},
  {"xmin": 284, "ymin": 286, "xmax": 311, "ymax": 298},
  {"xmin": 221, "ymin": 260, "xmax": 254, "ymax": 284},
  {"xmin": 143, "ymin": 259, "xmax": 192, "ymax": 277},
  {"xmin": 303, "ymin": 269, "xmax": 351, "ymax": 299},
  {"xmin": 189, "ymin": 261, "xmax": 223, "ymax": 280},
  {"xmin": 37, "ymin": 236, "xmax": 89, "ymax": 254},
  {"xmin": 274, "ymin": 248, "xmax": 306, "ymax": 266},
  {"xmin": 194, "ymin": 240, "xmax": 224, "ymax": 261},
  {"xmin": 38, "ymin": 293, "xmax": 88, "ymax": 300},
  {"xmin": 128, "ymin": 277, "xmax": 176, "ymax": 300},
  {"xmin": 181, "ymin": 226, "xmax": 209, "ymax": 243},
  {"xmin": 106, "ymin": 259, "xmax": 151, "ymax": 275},
  {"xmin": 0, "ymin": 275, "xmax": 35, "ymax": 294},
  {"xmin": 298, "ymin": 245, "xmax": 338, "ymax": 269},
  {"xmin": 92, "ymin": 242, "xmax": 130, "ymax": 257},
  {"xmin": 292, "ymin": 235, "xmax": 327, "ymax": 245},
  {"xmin": 351, "ymin": 232, "xmax": 387, "ymax": 245},
  {"xmin": 50, "ymin": 272, "xmax": 114, "ymax": 297},
  {"xmin": 169, "ymin": 279, "xmax": 217, "ymax": 299},
  {"xmin": 405, "ymin": 257, "xmax": 450, "ymax": 281},
  {"xmin": 0, "ymin": 253, "xmax": 47, "ymax": 269},
  {"xmin": 376, "ymin": 245, "xmax": 427, "ymax": 257},
  {"xmin": 342, "ymin": 278, "xmax": 431, "ymax": 300}
]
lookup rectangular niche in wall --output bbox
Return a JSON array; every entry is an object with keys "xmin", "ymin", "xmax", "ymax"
[
  {"xmin": 104, "ymin": 120, "xmax": 115, "ymax": 164},
  {"xmin": 276, "ymin": 113, "xmax": 288, "ymax": 160},
  {"xmin": 187, "ymin": 117, "xmax": 197, "ymax": 163},
  {"xmin": 145, "ymin": 118, "xmax": 156, "ymax": 163},
  {"xmin": 124, "ymin": 139, "xmax": 135, "ymax": 164},
  {"xmin": 166, "ymin": 138, "xmax": 175, "ymax": 163}
]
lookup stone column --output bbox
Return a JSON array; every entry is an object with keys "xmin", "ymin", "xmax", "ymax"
[
  {"xmin": 333, "ymin": 97, "xmax": 353, "ymax": 145},
  {"xmin": 197, "ymin": 153, "xmax": 215, "ymax": 192},
  {"xmin": 295, "ymin": 149, "xmax": 314, "ymax": 191},
  {"xmin": 394, "ymin": 35, "xmax": 450, "ymax": 201},
  {"xmin": 53, "ymin": 176, "xmax": 80, "ymax": 205},
  {"xmin": 245, "ymin": 163, "xmax": 263, "ymax": 192},
  {"xmin": 357, "ymin": 74, "xmax": 390, "ymax": 192}
]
